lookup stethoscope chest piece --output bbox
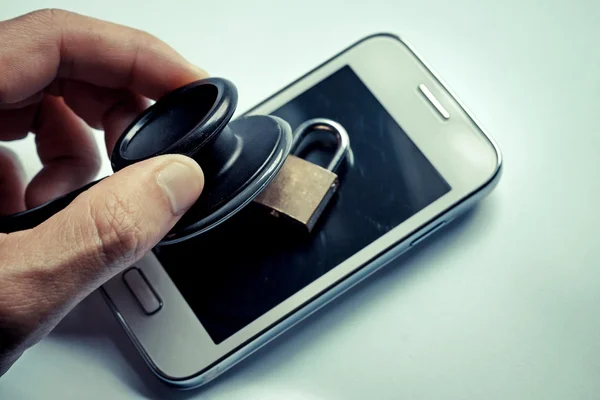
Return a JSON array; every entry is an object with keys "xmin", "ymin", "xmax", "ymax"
[{"xmin": 0, "ymin": 78, "xmax": 293, "ymax": 245}]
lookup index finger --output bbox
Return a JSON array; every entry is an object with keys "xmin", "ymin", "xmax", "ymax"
[{"xmin": 0, "ymin": 8, "xmax": 207, "ymax": 104}]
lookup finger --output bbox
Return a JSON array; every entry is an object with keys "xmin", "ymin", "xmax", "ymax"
[
  {"xmin": 0, "ymin": 9, "xmax": 207, "ymax": 104},
  {"xmin": 0, "ymin": 80, "xmax": 149, "ymax": 154},
  {"xmin": 26, "ymin": 95, "xmax": 102, "ymax": 208},
  {"xmin": 0, "ymin": 146, "xmax": 26, "ymax": 215},
  {"xmin": 103, "ymin": 92, "xmax": 150, "ymax": 155},
  {"xmin": 0, "ymin": 154, "xmax": 203, "ymax": 347},
  {"xmin": 50, "ymin": 79, "xmax": 150, "ymax": 154},
  {"xmin": 0, "ymin": 104, "xmax": 38, "ymax": 141},
  {"xmin": 0, "ymin": 92, "xmax": 43, "ymax": 110}
]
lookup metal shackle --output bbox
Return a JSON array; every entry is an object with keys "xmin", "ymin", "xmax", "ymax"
[{"xmin": 290, "ymin": 118, "xmax": 350, "ymax": 172}]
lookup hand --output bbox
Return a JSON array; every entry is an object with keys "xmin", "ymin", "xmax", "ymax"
[{"xmin": 0, "ymin": 9, "xmax": 206, "ymax": 376}]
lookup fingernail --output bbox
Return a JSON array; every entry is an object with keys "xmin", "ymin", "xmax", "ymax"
[{"xmin": 156, "ymin": 158, "xmax": 204, "ymax": 215}]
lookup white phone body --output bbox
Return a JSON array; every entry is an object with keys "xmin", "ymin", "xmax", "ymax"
[{"xmin": 101, "ymin": 33, "xmax": 502, "ymax": 389}]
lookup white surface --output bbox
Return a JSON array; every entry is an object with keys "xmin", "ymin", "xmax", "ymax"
[{"xmin": 1, "ymin": 0, "xmax": 599, "ymax": 399}]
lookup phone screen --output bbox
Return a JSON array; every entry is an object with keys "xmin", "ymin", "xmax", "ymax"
[{"xmin": 153, "ymin": 65, "xmax": 451, "ymax": 344}]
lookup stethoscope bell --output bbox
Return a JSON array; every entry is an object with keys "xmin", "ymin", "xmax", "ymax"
[{"xmin": 0, "ymin": 77, "xmax": 293, "ymax": 245}]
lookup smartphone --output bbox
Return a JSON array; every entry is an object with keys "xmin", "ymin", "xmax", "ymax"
[{"xmin": 101, "ymin": 33, "xmax": 502, "ymax": 389}]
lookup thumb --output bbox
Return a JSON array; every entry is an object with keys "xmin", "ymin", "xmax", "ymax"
[
  {"xmin": 0, "ymin": 154, "xmax": 203, "ymax": 349},
  {"xmin": 32, "ymin": 153, "xmax": 203, "ymax": 273}
]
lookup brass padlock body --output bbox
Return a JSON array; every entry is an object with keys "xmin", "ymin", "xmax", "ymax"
[{"xmin": 253, "ymin": 154, "xmax": 339, "ymax": 232}]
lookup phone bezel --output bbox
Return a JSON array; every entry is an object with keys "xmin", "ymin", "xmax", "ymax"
[{"xmin": 101, "ymin": 32, "xmax": 502, "ymax": 388}]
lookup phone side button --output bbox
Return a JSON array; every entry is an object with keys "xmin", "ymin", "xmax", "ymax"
[
  {"xmin": 122, "ymin": 267, "xmax": 163, "ymax": 315},
  {"xmin": 410, "ymin": 221, "xmax": 446, "ymax": 247}
]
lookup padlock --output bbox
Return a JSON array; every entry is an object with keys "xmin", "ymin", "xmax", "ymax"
[{"xmin": 252, "ymin": 118, "xmax": 350, "ymax": 232}]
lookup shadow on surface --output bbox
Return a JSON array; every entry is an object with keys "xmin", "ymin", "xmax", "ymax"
[{"xmin": 51, "ymin": 200, "xmax": 490, "ymax": 398}]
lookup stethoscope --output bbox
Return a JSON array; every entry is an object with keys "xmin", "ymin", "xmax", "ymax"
[{"xmin": 0, "ymin": 77, "xmax": 341, "ymax": 245}]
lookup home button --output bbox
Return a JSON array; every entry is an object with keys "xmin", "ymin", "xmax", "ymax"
[{"xmin": 122, "ymin": 267, "xmax": 163, "ymax": 315}]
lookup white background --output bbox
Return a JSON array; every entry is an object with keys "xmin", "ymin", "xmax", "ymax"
[{"xmin": 1, "ymin": 0, "xmax": 600, "ymax": 399}]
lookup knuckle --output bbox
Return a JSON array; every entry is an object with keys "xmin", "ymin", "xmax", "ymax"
[
  {"xmin": 0, "ymin": 8, "xmax": 65, "ymax": 104},
  {"xmin": 30, "ymin": 8, "xmax": 69, "ymax": 24},
  {"xmin": 135, "ymin": 29, "xmax": 156, "ymax": 44},
  {"xmin": 130, "ymin": 25, "xmax": 161, "ymax": 47},
  {"xmin": 87, "ymin": 191, "xmax": 147, "ymax": 268},
  {"xmin": 132, "ymin": 29, "xmax": 166, "ymax": 59},
  {"xmin": 10, "ymin": 8, "xmax": 68, "ymax": 32}
]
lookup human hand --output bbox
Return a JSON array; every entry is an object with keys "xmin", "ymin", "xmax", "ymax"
[{"xmin": 0, "ymin": 9, "xmax": 206, "ymax": 376}]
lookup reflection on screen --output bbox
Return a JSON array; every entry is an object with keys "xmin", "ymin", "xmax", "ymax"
[{"xmin": 153, "ymin": 66, "xmax": 451, "ymax": 344}]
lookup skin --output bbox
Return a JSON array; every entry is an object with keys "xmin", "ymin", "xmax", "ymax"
[{"xmin": 0, "ymin": 9, "xmax": 207, "ymax": 376}]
